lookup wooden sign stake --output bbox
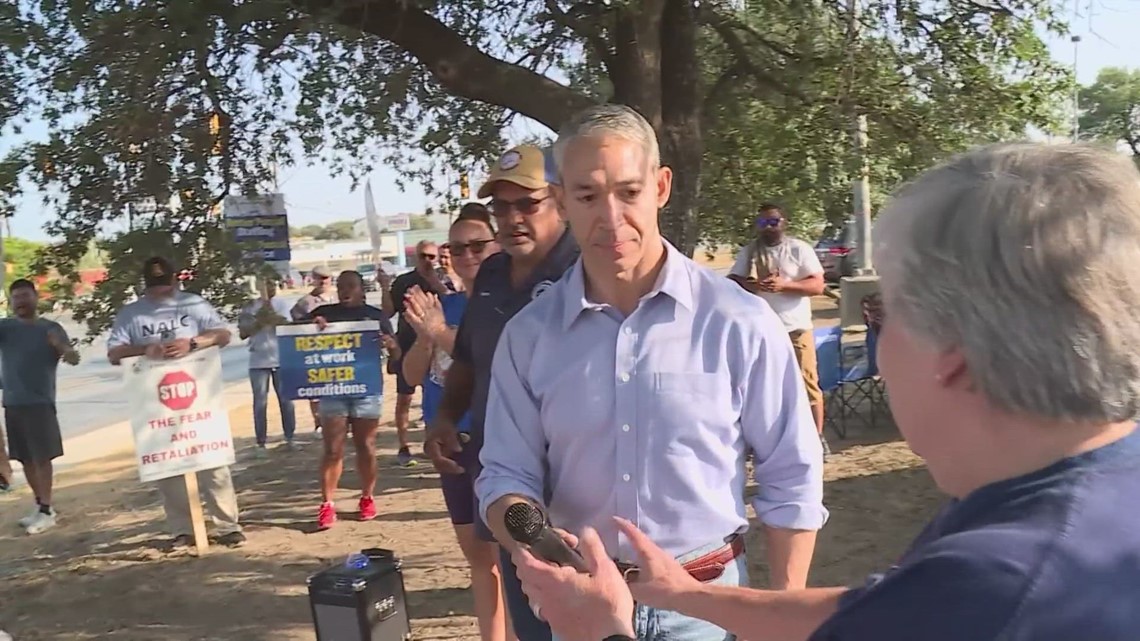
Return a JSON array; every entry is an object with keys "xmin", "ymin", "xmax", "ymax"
[{"xmin": 183, "ymin": 471, "xmax": 210, "ymax": 556}]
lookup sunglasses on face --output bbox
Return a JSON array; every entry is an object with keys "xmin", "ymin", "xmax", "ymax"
[
  {"xmin": 756, "ymin": 217, "xmax": 782, "ymax": 228},
  {"xmin": 450, "ymin": 238, "xmax": 495, "ymax": 256},
  {"xmin": 491, "ymin": 195, "xmax": 549, "ymax": 218},
  {"xmin": 419, "ymin": 252, "xmax": 438, "ymax": 261}
]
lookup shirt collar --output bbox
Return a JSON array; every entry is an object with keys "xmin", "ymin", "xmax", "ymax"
[{"xmin": 561, "ymin": 240, "xmax": 694, "ymax": 330}]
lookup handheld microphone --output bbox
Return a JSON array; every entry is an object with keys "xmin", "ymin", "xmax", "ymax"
[{"xmin": 503, "ymin": 502, "xmax": 589, "ymax": 573}]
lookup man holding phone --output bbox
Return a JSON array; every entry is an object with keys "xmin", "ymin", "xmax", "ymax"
[
  {"xmin": 107, "ymin": 256, "xmax": 244, "ymax": 548},
  {"xmin": 729, "ymin": 204, "xmax": 829, "ymax": 453}
]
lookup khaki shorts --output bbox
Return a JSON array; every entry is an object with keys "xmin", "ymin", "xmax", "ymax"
[{"xmin": 789, "ymin": 330, "xmax": 824, "ymax": 407}]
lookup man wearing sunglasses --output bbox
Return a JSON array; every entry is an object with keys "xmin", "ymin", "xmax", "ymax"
[
  {"xmin": 728, "ymin": 204, "xmax": 829, "ymax": 454},
  {"xmin": 386, "ymin": 240, "xmax": 454, "ymax": 467},
  {"xmin": 426, "ymin": 144, "xmax": 579, "ymax": 641}
]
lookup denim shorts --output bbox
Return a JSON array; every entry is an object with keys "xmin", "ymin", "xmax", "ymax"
[{"xmin": 317, "ymin": 395, "xmax": 382, "ymax": 420}]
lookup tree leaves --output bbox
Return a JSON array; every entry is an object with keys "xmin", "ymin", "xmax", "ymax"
[
  {"xmin": 2, "ymin": 0, "xmax": 1070, "ymax": 337},
  {"xmin": 1079, "ymin": 67, "xmax": 1140, "ymax": 159}
]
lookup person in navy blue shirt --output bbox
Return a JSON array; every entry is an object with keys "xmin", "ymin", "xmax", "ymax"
[
  {"xmin": 402, "ymin": 212, "xmax": 508, "ymax": 641},
  {"xmin": 306, "ymin": 270, "xmax": 399, "ymax": 531},
  {"xmin": 508, "ymin": 143, "xmax": 1140, "ymax": 641}
]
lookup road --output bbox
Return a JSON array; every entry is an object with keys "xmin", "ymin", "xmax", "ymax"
[{"xmin": 33, "ymin": 291, "xmax": 381, "ymax": 440}]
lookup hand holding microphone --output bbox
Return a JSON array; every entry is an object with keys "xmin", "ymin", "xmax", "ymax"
[{"xmin": 504, "ymin": 502, "xmax": 589, "ymax": 573}]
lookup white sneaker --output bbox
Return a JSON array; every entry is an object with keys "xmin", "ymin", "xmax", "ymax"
[
  {"xmin": 17, "ymin": 506, "xmax": 42, "ymax": 528},
  {"xmin": 24, "ymin": 510, "xmax": 57, "ymax": 535}
]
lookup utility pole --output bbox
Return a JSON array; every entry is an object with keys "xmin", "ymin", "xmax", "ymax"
[
  {"xmin": 838, "ymin": 0, "xmax": 880, "ymax": 328},
  {"xmin": 1071, "ymin": 34, "xmax": 1081, "ymax": 142}
]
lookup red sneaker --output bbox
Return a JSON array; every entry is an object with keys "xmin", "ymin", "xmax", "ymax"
[
  {"xmin": 359, "ymin": 496, "xmax": 377, "ymax": 521},
  {"xmin": 317, "ymin": 502, "xmax": 337, "ymax": 530}
]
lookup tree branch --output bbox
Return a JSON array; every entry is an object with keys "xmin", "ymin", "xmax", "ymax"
[
  {"xmin": 293, "ymin": 0, "xmax": 594, "ymax": 131},
  {"xmin": 703, "ymin": 60, "xmax": 746, "ymax": 115},
  {"xmin": 543, "ymin": 0, "xmax": 613, "ymax": 70},
  {"xmin": 701, "ymin": 11, "xmax": 802, "ymax": 62},
  {"xmin": 706, "ymin": 14, "xmax": 811, "ymax": 103}
]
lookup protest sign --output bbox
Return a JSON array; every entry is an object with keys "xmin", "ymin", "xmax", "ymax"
[
  {"xmin": 276, "ymin": 321, "xmax": 383, "ymax": 400},
  {"xmin": 123, "ymin": 347, "xmax": 235, "ymax": 483}
]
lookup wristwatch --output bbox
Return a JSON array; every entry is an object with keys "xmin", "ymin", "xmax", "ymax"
[{"xmin": 189, "ymin": 338, "xmax": 199, "ymax": 352}]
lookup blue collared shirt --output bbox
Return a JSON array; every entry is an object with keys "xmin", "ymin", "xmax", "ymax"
[{"xmin": 476, "ymin": 242, "xmax": 828, "ymax": 560}]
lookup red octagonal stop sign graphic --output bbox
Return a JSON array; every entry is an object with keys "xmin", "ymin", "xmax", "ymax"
[{"xmin": 158, "ymin": 371, "xmax": 198, "ymax": 411}]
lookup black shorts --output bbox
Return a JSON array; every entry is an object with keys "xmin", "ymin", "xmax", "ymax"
[
  {"xmin": 5, "ymin": 404, "xmax": 64, "ymax": 464},
  {"xmin": 393, "ymin": 360, "xmax": 418, "ymax": 396}
]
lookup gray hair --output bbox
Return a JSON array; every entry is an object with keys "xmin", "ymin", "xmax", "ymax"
[
  {"xmin": 552, "ymin": 104, "xmax": 660, "ymax": 173},
  {"xmin": 876, "ymin": 143, "xmax": 1140, "ymax": 423}
]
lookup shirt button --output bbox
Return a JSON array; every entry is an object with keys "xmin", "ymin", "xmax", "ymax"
[
  {"xmin": 619, "ymin": 372, "xmax": 630, "ymax": 383},
  {"xmin": 622, "ymin": 474, "xmax": 631, "ymax": 482},
  {"xmin": 623, "ymin": 326, "xmax": 633, "ymax": 335},
  {"xmin": 621, "ymin": 424, "xmax": 630, "ymax": 432}
]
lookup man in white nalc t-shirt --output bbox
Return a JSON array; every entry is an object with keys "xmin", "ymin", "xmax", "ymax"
[{"xmin": 728, "ymin": 203, "xmax": 829, "ymax": 453}]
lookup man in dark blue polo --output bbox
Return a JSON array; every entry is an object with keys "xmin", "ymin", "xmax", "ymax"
[{"xmin": 425, "ymin": 144, "xmax": 578, "ymax": 641}]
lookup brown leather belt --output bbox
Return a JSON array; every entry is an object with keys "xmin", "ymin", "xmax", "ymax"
[{"xmin": 617, "ymin": 534, "xmax": 744, "ymax": 584}]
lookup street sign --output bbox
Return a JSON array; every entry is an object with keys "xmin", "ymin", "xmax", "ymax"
[
  {"xmin": 382, "ymin": 213, "xmax": 411, "ymax": 232},
  {"xmin": 223, "ymin": 193, "xmax": 292, "ymax": 261}
]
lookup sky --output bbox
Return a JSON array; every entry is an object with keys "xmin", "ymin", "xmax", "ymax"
[{"xmin": 4, "ymin": 0, "xmax": 1139, "ymax": 242}]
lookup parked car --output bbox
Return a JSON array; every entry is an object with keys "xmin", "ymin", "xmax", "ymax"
[
  {"xmin": 357, "ymin": 264, "xmax": 381, "ymax": 292},
  {"xmin": 815, "ymin": 218, "xmax": 858, "ymax": 282}
]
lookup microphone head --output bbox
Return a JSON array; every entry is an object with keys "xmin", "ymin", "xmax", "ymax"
[{"xmin": 503, "ymin": 502, "xmax": 546, "ymax": 545}]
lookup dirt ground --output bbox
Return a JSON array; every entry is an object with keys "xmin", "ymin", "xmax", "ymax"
[
  {"xmin": 0, "ymin": 391, "xmax": 939, "ymax": 640},
  {"xmin": 0, "ymin": 282, "xmax": 942, "ymax": 640}
]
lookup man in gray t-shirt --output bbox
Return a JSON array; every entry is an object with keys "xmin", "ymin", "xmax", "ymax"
[
  {"xmin": 106, "ymin": 256, "xmax": 244, "ymax": 548},
  {"xmin": 0, "ymin": 278, "xmax": 80, "ymax": 535}
]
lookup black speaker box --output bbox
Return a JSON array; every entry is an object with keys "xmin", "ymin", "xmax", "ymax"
[{"xmin": 307, "ymin": 548, "xmax": 412, "ymax": 641}]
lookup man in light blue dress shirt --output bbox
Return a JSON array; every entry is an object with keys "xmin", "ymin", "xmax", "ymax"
[{"xmin": 475, "ymin": 105, "xmax": 827, "ymax": 641}]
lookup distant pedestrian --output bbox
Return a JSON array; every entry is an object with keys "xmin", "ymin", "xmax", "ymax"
[
  {"xmin": 729, "ymin": 204, "xmax": 829, "ymax": 453},
  {"xmin": 0, "ymin": 278, "xmax": 81, "ymax": 535},
  {"xmin": 238, "ymin": 275, "xmax": 296, "ymax": 453},
  {"xmin": 106, "ymin": 256, "xmax": 245, "ymax": 548},
  {"xmin": 292, "ymin": 266, "xmax": 335, "ymax": 433}
]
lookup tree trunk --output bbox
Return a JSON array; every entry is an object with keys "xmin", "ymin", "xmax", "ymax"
[
  {"xmin": 658, "ymin": 0, "xmax": 702, "ymax": 256},
  {"xmin": 609, "ymin": 3, "xmax": 666, "ymax": 127},
  {"xmin": 304, "ymin": 0, "xmax": 705, "ymax": 256}
]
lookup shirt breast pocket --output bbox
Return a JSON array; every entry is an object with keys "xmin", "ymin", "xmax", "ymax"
[
  {"xmin": 649, "ymin": 372, "xmax": 736, "ymax": 455},
  {"xmin": 653, "ymin": 372, "xmax": 720, "ymax": 397}
]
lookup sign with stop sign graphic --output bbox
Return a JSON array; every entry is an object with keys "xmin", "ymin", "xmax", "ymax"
[
  {"xmin": 123, "ymin": 348, "xmax": 235, "ymax": 483},
  {"xmin": 158, "ymin": 371, "xmax": 198, "ymax": 411}
]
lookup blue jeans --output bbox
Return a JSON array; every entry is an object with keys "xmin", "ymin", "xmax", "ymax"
[
  {"xmin": 250, "ymin": 368, "xmax": 296, "ymax": 445},
  {"xmin": 552, "ymin": 540, "xmax": 748, "ymax": 641},
  {"xmin": 499, "ymin": 545, "xmax": 552, "ymax": 641}
]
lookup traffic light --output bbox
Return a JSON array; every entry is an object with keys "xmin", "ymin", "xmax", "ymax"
[
  {"xmin": 459, "ymin": 172, "xmax": 469, "ymax": 199},
  {"xmin": 208, "ymin": 112, "xmax": 223, "ymax": 155}
]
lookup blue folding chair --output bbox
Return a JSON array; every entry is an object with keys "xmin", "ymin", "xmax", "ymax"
[
  {"xmin": 813, "ymin": 326, "xmax": 847, "ymax": 439},
  {"xmin": 836, "ymin": 323, "xmax": 890, "ymax": 429}
]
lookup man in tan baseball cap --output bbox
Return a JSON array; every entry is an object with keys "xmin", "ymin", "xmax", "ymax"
[
  {"xmin": 433, "ymin": 142, "xmax": 578, "ymax": 641},
  {"xmin": 476, "ymin": 144, "xmax": 565, "ymax": 260},
  {"xmin": 477, "ymin": 144, "xmax": 555, "ymax": 198}
]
